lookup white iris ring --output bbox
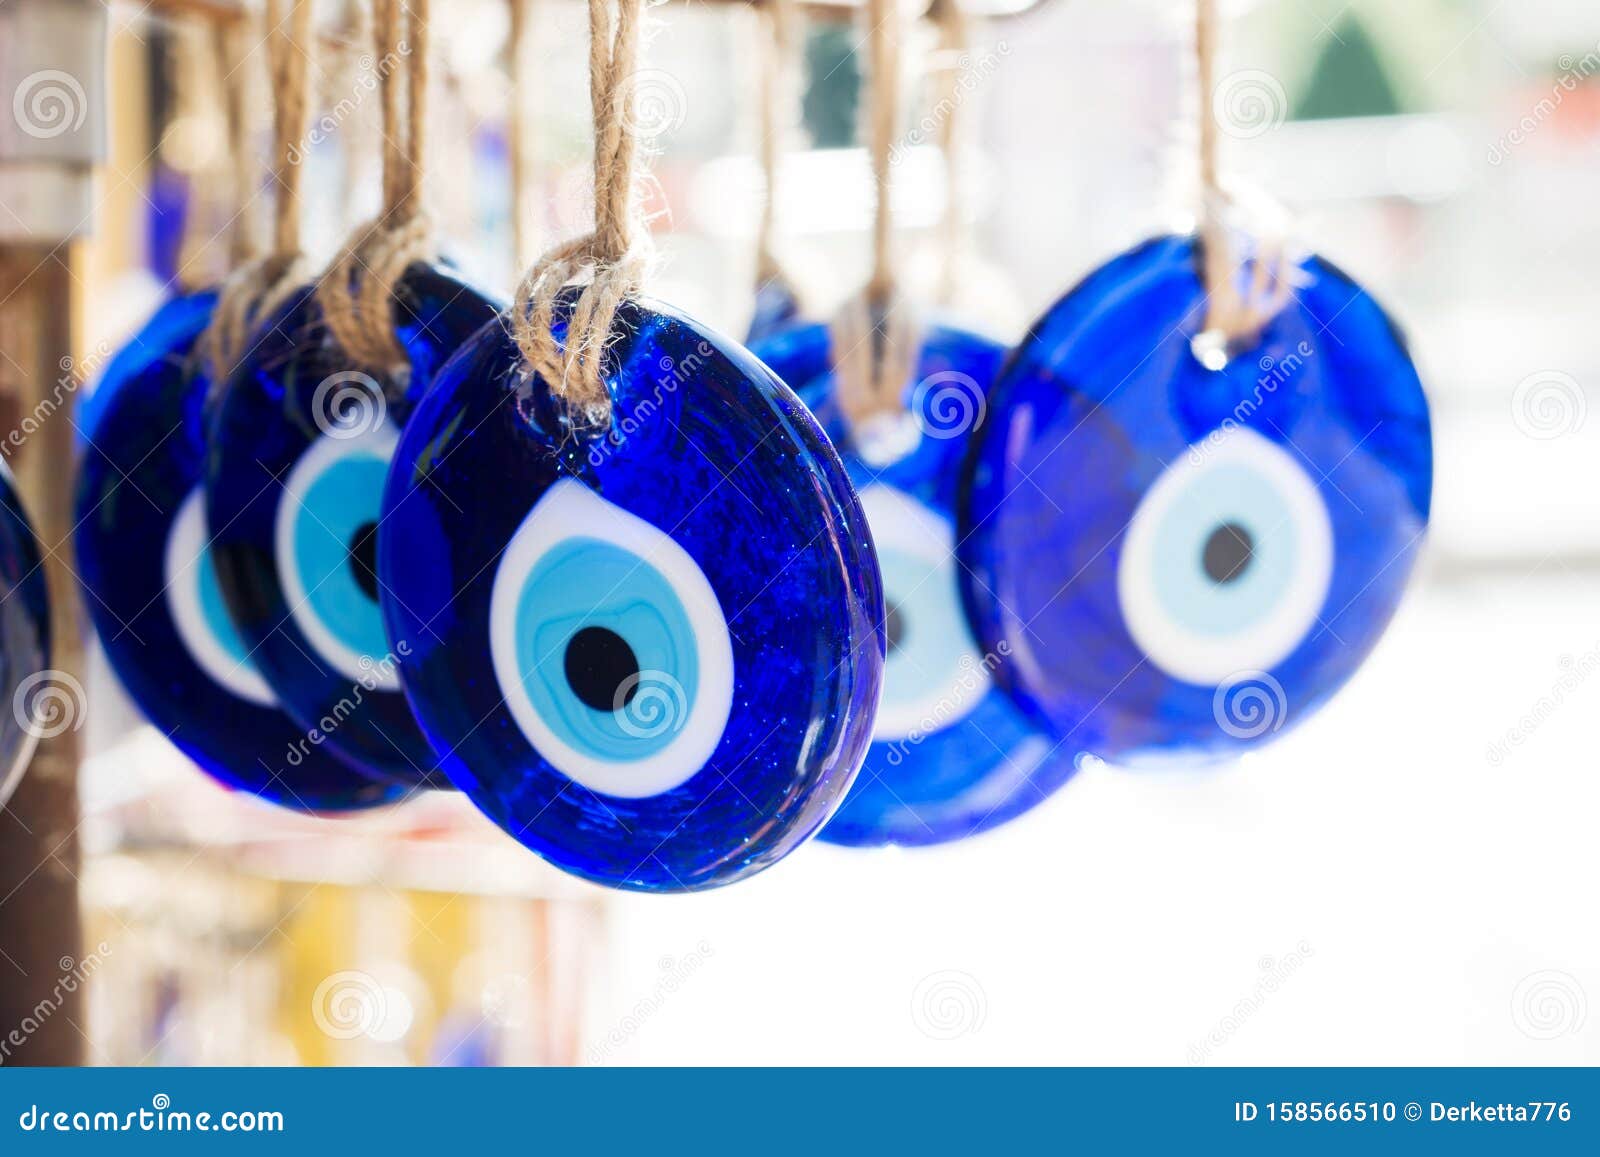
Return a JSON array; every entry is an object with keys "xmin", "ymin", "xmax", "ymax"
[
  {"xmin": 274, "ymin": 421, "xmax": 401, "ymax": 690},
  {"xmin": 488, "ymin": 480, "xmax": 735, "ymax": 799},
  {"xmin": 165, "ymin": 489, "xmax": 277, "ymax": 706},
  {"xmin": 1117, "ymin": 427, "xmax": 1334, "ymax": 685},
  {"xmin": 859, "ymin": 483, "xmax": 989, "ymax": 741}
]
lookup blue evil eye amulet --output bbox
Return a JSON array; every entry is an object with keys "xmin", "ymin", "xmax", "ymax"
[
  {"xmin": 959, "ymin": 235, "xmax": 1432, "ymax": 767},
  {"xmin": 380, "ymin": 292, "xmax": 885, "ymax": 890},
  {"xmin": 204, "ymin": 263, "xmax": 501, "ymax": 788},
  {"xmin": 76, "ymin": 292, "xmax": 403, "ymax": 809},
  {"xmin": 751, "ymin": 319, "xmax": 1079, "ymax": 846}
]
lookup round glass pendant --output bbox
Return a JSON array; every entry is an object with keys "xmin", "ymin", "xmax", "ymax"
[
  {"xmin": 753, "ymin": 320, "xmax": 1078, "ymax": 846},
  {"xmin": 379, "ymin": 293, "xmax": 884, "ymax": 890},
  {"xmin": 75, "ymin": 292, "xmax": 403, "ymax": 810},
  {"xmin": 205, "ymin": 264, "xmax": 500, "ymax": 788},
  {"xmin": 959, "ymin": 235, "xmax": 1433, "ymax": 766},
  {"xmin": 0, "ymin": 463, "xmax": 50, "ymax": 809}
]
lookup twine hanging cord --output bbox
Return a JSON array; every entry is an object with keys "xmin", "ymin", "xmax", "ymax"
[
  {"xmin": 320, "ymin": 0, "xmax": 436, "ymax": 377},
  {"xmin": 201, "ymin": 0, "xmax": 316, "ymax": 379},
  {"xmin": 511, "ymin": 0, "xmax": 651, "ymax": 429},
  {"xmin": 832, "ymin": 0, "xmax": 920, "ymax": 435},
  {"xmin": 754, "ymin": 0, "xmax": 799, "ymax": 294},
  {"xmin": 1195, "ymin": 0, "xmax": 1290, "ymax": 353}
]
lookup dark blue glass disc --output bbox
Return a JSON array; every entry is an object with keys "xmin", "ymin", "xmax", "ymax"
[
  {"xmin": 959, "ymin": 235, "xmax": 1433, "ymax": 766},
  {"xmin": 0, "ymin": 462, "xmax": 50, "ymax": 808},
  {"xmin": 751, "ymin": 319, "xmax": 1079, "ymax": 846},
  {"xmin": 205, "ymin": 263, "xmax": 501, "ymax": 788},
  {"xmin": 380, "ymin": 293, "xmax": 884, "ymax": 890},
  {"xmin": 75, "ymin": 292, "xmax": 401, "ymax": 810}
]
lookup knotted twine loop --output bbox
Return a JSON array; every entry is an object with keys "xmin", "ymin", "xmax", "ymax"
[
  {"xmin": 200, "ymin": 0, "xmax": 315, "ymax": 383},
  {"xmin": 753, "ymin": 0, "xmax": 800, "ymax": 298},
  {"xmin": 319, "ymin": 0, "xmax": 436, "ymax": 379},
  {"xmin": 511, "ymin": 0, "xmax": 651, "ymax": 430},
  {"xmin": 1195, "ymin": 0, "xmax": 1290, "ymax": 359},
  {"xmin": 832, "ymin": 0, "xmax": 922, "ymax": 436}
]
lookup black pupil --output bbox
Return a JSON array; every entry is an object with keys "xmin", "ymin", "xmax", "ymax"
[
  {"xmin": 884, "ymin": 603, "xmax": 906, "ymax": 654},
  {"xmin": 349, "ymin": 521, "xmax": 380, "ymax": 600},
  {"xmin": 1202, "ymin": 521, "xmax": 1254, "ymax": 585},
  {"xmin": 564, "ymin": 626, "xmax": 641, "ymax": 712}
]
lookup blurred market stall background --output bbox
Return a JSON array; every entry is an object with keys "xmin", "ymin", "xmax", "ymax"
[{"xmin": 1, "ymin": 0, "xmax": 1598, "ymax": 1064}]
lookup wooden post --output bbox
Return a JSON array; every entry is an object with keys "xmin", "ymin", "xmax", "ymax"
[
  {"xmin": 0, "ymin": 250, "xmax": 86, "ymax": 1067},
  {"xmin": 0, "ymin": 0, "xmax": 105, "ymax": 1066}
]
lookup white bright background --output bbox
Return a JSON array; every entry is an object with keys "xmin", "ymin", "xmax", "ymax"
[
  {"xmin": 586, "ymin": 0, "xmax": 1600, "ymax": 1065},
  {"xmin": 71, "ymin": 0, "xmax": 1600, "ymax": 1065}
]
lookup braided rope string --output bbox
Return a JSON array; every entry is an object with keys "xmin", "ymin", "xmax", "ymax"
[
  {"xmin": 510, "ymin": 0, "xmax": 651, "ymax": 429},
  {"xmin": 833, "ymin": 0, "xmax": 919, "ymax": 433},
  {"xmin": 319, "ymin": 0, "xmax": 436, "ymax": 377},
  {"xmin": 200, "ymin": 0, "xmax": 315, "ymax": 381},
  {"xmin": 1195, "ymin": 0, "xmax": 1290, "ymax": 353},
  {"xmin": 754, "ymin": 0, "xmax": 800, "ymax": 294}
]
